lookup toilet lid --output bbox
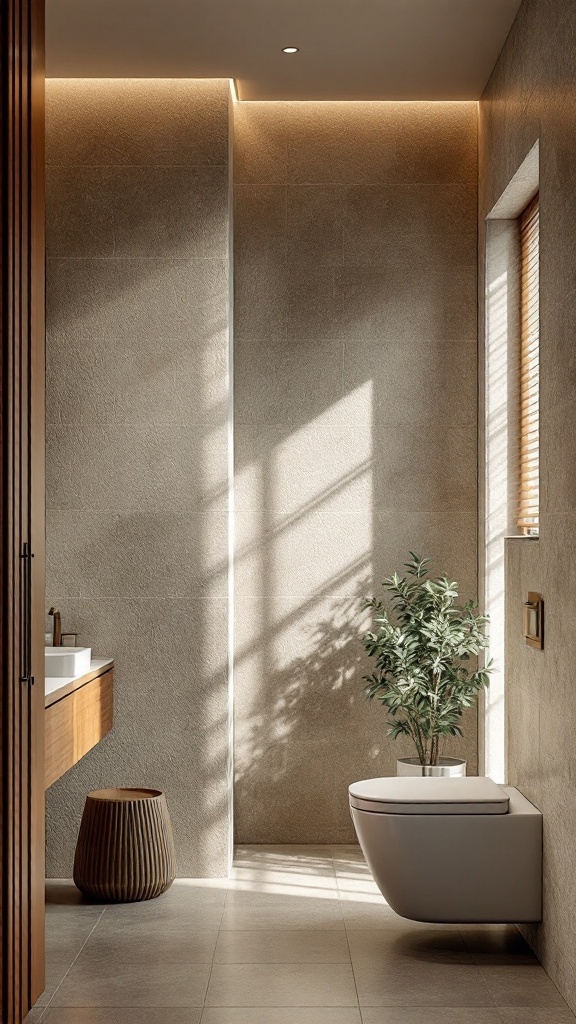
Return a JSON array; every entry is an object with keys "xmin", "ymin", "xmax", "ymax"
[{"xmin": 348, "ymin": 776, "xmax": 510, "ymax": 814}]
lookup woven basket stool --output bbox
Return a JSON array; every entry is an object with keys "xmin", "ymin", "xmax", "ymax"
[{"xmin": 73, "ymin": 788, "xmax": 176, "ymax": 902}]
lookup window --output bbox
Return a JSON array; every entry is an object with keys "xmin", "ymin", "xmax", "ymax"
[{"xmin": 517, "ymin": 194, "xmax": 540, "ymax": 536}]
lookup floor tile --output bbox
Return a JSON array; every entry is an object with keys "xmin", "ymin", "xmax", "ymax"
[
  {"xmin": 353, "ymin": 960, "xmax": 492, "ymax": 1007},
  {"xmin": 234, "ymin": 849, "xmax": 335, "ymax": 868},
  {"xmin": 330, "ymin": 845, "xmax": 363, "ymax": 861},
  {"xmin": 41, "ymin": 1011, "xmax": 202, "ymax": 1024},
  {"xmin": 227, "ymin": 880, "xmax": 341, "ymax": 902},
  {"xmin": 163, "ymin": 880, "xmax": 229, "ymax": 902},
  {"xmin": 360, "ymin": 1011, "xmax": 501, "ymax": 1024},
  {"xmin": 75, "ymin": 929, "xmax": 217, "ymax": 966},
  {"xmin": 36, "ymin": 850, "xmax": 574, "ymax": 1024},
  {"xmin": 45, "ymin": 906, "xmax": 104, "ymax": 962},
  {"xmin": 45, "ymin": 880, "xmax": 104, "ymax": 911},
  {"xmin": 341, "ymin": 899, "xmax": 409, "ymax": 930},
  {"xmin": 337, "ymin": 875, "xmax": 383, "ymax": 896},
  {"xmin": 51, "ymin": 962, "xmax": 212, "ymax": 1007},
  {"xmin": 231, "ymin": 847, "xmax": 337, "ymax": 889},
  {"xmin": 229, "ymin": 868, "xmax": 338, "ymax": 896},
  {"xmin": 214, "ymin": 928, "xmax": 350, "ymax": 963},
  {"xmin": 334, "ymin": 863, "xmax": 374, "ymax": 879},
  {"xmin": 102, "ymin": 898, "xmax": 224, "ymax": 932},
  {"xmin": 480, "ymin": 964, "xmax": 567, "ymax": 1007},
  {"xmin": 235, "ymin": 844, "xmax": 337, "ymax": 867},
  {"xmin": 335, "ymin": 870, "xmax": 373, "ymax": 886},
  {"xmin": 220, "ymin": 893, "xmax": 344, "ymax": 931},
  {"xmin": 339, "ymin": 888, "xmax": 389, "ymax": 903},
  {"xmin": 460, "ymin": 925, "xmax": 539, "ymax": 964},
  {"xmin": 75, "ymin": 921, "xmax": 219, "ymax": 965},
  {"xmin": 332, "ymin": 851, "xmax": 370, "ymax": 871},
  {"xmin": 347, "ymin": 927, "xmax": 471, "ymax": 965},
  {"xmin": 498, "ymin": 1010, "xmax": 576, "ymax": 1022},
  {"xmin": 201, "ymin": 1011, "xmax": 362, "ymax": 1024},
  {"xmin": 223, "ymin": 890, "xmax": 341, "ymax": 909},
  {"xmin": 34, "ymin": 961, "xmax": 75, "ymax": 1008},
  {"xmin": 103, "ymin": 881, "xmax": 227, "ymax": 913},
  {"xmin": 334, "ymin": 857, "xmax": 381, "ymax": 897},
  {"xmin": 205, "ymin": 962, "xmax": 358, "ymax": 1007}
]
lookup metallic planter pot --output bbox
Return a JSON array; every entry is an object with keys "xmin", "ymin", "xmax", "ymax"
[{"xmin": 396, "ymin": 756, "xmax": 467, "ymax": 777}]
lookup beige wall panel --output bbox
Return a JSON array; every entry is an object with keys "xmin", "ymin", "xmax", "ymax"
[
  {"xmin": 45, "ymin": 80, "xmax": 232, "ymax": 877},
  {"xmin": 234, "ymin": 101, "xmax": 479, "ymax": 843},
  {"xmin": 481, "ymin": 0, "xmax": 576, "ymax": 1010}
]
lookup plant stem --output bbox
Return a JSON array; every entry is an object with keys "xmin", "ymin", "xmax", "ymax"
[
  {"xmin": 416, "ymin": 723, "xmax": 427, "ymax": 766},
  {"xmin": 408, "ymin": 720, "xmax": 426, "ymax": 765},
  {"xmin": 430, "ymin": 669, "xmax": 441, "ymax": 766}
]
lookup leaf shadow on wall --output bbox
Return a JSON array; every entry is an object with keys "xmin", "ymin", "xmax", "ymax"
[{"xmin": 233, "ymin": 573, "xmax": 396, "ymax": 845}]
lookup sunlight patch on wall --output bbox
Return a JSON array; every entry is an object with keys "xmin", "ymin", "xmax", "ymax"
[
  {"xmin": 484, "ymin": 224, "xmax": 520, "ymax": 783},
  {"xmin": 272, "ymin": 384, "xmax": 373, "ymax": 521},
  {"xmin": 234, "ymin": 383, "xmax": 374, "ymax": 798}
]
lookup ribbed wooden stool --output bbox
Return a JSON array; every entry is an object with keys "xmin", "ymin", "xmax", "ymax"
[{"xmin": 73, "ymin": 788, "xmax": 176, "ymax": 902}]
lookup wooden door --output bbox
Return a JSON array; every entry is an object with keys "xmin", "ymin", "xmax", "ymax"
[{"xmin": 1, "ymin": 1, "xmax": 46, "ymax": 1021}]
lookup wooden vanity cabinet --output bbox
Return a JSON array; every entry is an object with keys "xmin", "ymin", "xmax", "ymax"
[{"xmin": 45, "ymin": 665, "xmax": 114, "ymax": 790}]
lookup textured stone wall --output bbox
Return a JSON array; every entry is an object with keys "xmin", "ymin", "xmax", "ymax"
[
  {"xmin": 480, "ymin": 0, "xmax": 576, "ymax": 1010},
  {"xmin": 233, "ymin": 101, "xmax": 479, "ymax": 843},
  {"xmin": 45, "ymin": 80, "xmax": 232, "ymax": 877}
]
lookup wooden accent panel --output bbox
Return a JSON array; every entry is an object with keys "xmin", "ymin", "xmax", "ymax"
[
  {"xmin": 29, "ymin": 0, "xmax": 46, "ymax": 1003},
  {"xmin": 45, "ymin": 670, "xmax": 114, "ymax": 791},
  {"xmin": 0, "ymin": 1, "xmax": 46, "ymax": 1021}
]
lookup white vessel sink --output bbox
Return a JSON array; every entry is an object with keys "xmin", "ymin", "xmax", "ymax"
[{"xmin": 45, "ymin": 646, "xmax": 92, "ymax": 678}]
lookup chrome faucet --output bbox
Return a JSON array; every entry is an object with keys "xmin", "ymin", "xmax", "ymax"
[{"xmin": 48, "ymin": 607, "xmax": 62, "ymax": 647}]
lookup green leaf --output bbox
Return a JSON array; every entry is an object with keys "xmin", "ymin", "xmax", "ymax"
[{"xmin": 360, "ymin": 551, "xmax": 494, "ymax": 762}]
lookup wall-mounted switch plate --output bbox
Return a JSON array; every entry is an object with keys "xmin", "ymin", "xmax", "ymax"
[{"xmin": 524, "ymin": 592, "xmax": 544, "ymax": 649}]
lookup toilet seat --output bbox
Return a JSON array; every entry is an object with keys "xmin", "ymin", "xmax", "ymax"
[{"xmin": 348, "ymin": 775, "xmax": 510, "ymax": 815}]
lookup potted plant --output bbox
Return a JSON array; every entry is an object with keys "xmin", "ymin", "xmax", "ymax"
[{"xmin": 361, "ymin": 553, "xmax": 492, "ymax": 777}]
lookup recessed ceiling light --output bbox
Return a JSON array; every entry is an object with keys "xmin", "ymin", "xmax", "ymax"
[{"xmin": 282, "ymin": 46, "xmax": 299, "ymax": 54}]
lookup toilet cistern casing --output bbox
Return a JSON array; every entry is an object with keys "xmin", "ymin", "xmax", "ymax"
[{"xmin": 349, "ymin": 776, "xmax": 542, "ymax": 924}]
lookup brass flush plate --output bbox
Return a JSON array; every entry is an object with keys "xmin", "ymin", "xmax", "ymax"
[{"xmin": 524, "ymin": 592, "xmax": 544, "ymax": 649}]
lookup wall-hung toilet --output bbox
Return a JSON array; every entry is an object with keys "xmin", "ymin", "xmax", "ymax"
[{"xmin": 349, "ymin": 776, "xmax": 542, "ymax": 923}]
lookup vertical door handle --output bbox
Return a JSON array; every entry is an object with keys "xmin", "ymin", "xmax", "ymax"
[{"xmin": 20, "ymin": 542, "xmax": 35, "ymax": 685}]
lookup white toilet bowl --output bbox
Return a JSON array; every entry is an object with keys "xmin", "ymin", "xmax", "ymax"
[{"xmin": 349, "ymin": 775, "xmax": 542, "ymax": 923}]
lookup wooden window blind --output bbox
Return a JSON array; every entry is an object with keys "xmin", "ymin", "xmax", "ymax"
[{"xmin": 518, "ymin": 194, "xmax": 540, "ymax": 535}]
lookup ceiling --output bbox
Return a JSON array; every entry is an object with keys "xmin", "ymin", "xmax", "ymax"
[{"xmin": 46, "ymin": 0, "xmax": 523, "ymax": 101}]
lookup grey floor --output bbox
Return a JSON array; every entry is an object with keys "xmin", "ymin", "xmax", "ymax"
[{"xmin": 26, "ymin": 845, "xmax": 574, "ymax": 1024}]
